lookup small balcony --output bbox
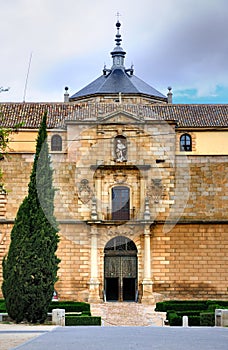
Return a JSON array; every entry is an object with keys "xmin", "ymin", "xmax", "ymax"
[{"xmin": 105, "ymin": 207, "xmax": 136, "ymax": 221}]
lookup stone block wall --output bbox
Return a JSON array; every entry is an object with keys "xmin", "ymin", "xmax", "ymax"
[
  {"xmin": 152, "ymin": 223, "xmax": 228, "ymax": 299},
  {"xmin": 55, "ymin": 223, "xmax": 90, "ymax": 301},
  {"xmin": 0, "ymin": 130, "xmax": 227, "ymax": 301}
]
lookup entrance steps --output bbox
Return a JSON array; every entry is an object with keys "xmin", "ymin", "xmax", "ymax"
[{"xmin": 91, "ymin": 302, "xmax": 166, "ymax": 326}]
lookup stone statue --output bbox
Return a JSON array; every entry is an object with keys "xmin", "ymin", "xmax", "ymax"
[{"xmin": 115, "ymin": 138, "xmax": 127, "ymax": 162}]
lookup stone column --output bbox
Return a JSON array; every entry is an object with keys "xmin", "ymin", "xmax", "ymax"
[
  {"xmin": 141, "ymin": 224, "xmax": 155, "ymax": 304},
  {"xmin": 88, "ymin": 225, "xmax": 101, "ymax": 303}
]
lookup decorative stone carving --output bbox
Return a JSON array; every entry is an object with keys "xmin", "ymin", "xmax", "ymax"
[
  {"xmin": 107, "ymin": 225, "xmax": 136, "ymax": 237},
  {"xmin": 113, "ymin": 172, "xmax": 127, "ymax": 184},
  {"xmin": 78, "ymin": 179, "xmax": 93, "ymax": 204},
  {"xmin": 115, "ymin": 136, "xmax": 127, "ymax": 162},
  {"xmin": 91, "ymin": 196, "xmax": 98, "ymax": 220},
  {"xmin": 144, "ymin": 197, "xmax": 151, "ymax": 220},
  {"xmin": 147, "ymin": 178, "xmax": 163, "ymax": 203}
]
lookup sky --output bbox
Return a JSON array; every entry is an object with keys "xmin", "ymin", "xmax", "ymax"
[{"xmin": 0, "ymin": 0, "xmax": 228, "ymax": 104}]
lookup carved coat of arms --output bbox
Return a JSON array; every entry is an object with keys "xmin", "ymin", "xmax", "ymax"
[{"xmin": 78, "ymin": 179, "xmax": 93, "ymax": 204}]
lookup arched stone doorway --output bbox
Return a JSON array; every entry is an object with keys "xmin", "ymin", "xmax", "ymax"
[{"xmin": 104, "ymin": 236, "xmax": 137, "ymax": 302}]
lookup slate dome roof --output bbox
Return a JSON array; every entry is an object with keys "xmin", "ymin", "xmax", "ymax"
[{"xmin": 70, "ymin": 21, "xmax": 167, "ymax": 102}]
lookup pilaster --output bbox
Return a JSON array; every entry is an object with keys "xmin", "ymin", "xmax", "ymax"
[
  {"xmin": 88, "ymin": 225, "xmax": 101, "ymax": 303},
  {"xmin": 141, "ymin": 224, "xmax": 155, "ymax": 304}
]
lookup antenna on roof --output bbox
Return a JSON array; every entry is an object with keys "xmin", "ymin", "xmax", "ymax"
[{"xmin": 23, "ymin": 52, "xmax": 33, "ymax": 103}]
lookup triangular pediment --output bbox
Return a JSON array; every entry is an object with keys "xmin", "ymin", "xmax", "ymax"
[{"xmin": 98, "ymin": 110, "xmax": 145, "ymax": 124}]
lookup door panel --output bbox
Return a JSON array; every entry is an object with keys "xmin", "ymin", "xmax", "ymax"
[
  {"xmin": 106, "ymin": 278, "xmax": 119, "ymax": 301},
  {"xmin": 104, "ymin": 255, "xmax": 137, "ymax": 301},
  {"xmin": 104, "ymin": 256, "xmax": 121, "ymax": 278},
  {"xmin": 122, "ymin": 256, "xmax": 137, "ymax": 278},
  {"xmin": 123, "ymin": 278, "xmax": 136, "ymax": 301}
]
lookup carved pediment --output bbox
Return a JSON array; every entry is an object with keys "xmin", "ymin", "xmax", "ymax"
[{"xmin": 98, "ymin": 110, "xmax": 145, "ymax": 124}]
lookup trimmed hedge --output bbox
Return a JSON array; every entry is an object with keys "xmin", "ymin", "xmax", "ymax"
[
  {"xmin": 0, "ymin": 300, "xmax": 91, "ymax": 314},
  {"xmin": 188, "ymin": 316, "xmax": 200, "ymax": 326},
  {"xmin": 66, "ymin": 311, "xmax": 91, "ymax": 316},
  {"xmin": 65, "ymin": 316, "xmax": 101, "ymax": 326},
  {"xmin": 155, "ymin": 301, "xmax": 208, "ymax": 312},
  {"xmin": 200, "ymin": 312, "xmax": 214, "ymax": 327},
  {"xmin": 168, "ymin": 312, "xmax": 201, "ymax": 326},
  {"xmin": 168, "ymin": 312, "xmax": 182, "ymax": 326},
  {"xmin": 207, "ymin": 300, "xmax": 228, "ymax": 308},
  {"xmin": 156, "ymin": 300, "xmax": 228, "ymax": 326},
  {"xmin": 48, "ymin": 301, "xmax": 90, "ymax": 313}
]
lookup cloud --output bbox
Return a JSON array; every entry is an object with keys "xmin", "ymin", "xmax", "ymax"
[{"xmin": 0, "ymin": 0, "xmax": 227, "ymax": 102}]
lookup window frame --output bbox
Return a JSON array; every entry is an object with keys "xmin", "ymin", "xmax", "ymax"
[
  {"xmin": 180, "ymin": 133, "xmax": 192, "ymax": 152},
  {"xmin": 51, "ymin": 134, "xmax": 62, "ymax": 152}
]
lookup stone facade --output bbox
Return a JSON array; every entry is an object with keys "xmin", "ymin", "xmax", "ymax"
[{"xmin": 0, "ymin": 104, "xmax": 227, "ymax": 303}]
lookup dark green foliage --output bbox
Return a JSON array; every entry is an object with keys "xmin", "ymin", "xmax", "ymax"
[
  {"xmin": 0, "ymin": 299, "xmax": 6, "ymax": 312},
  {"xmin": 207, "ymin": 304, "xmax": 221, "ymax": 312},
  {"xmin": 65, "ymin": 316, "xmax": 101, "ymax": 326},
  {"xmin": 207, "ymin": 300, "xmax": 228, "ymax": 308},
  {"xmin": 173, "ymin": 310, "xmax": 201, "ymax": 316},
  {"xmin": 155, "ymin": 301, "xmax": 208, "ymax": 312},
  {"xmin": 167, "ymin": 312, "xmax": 201, "ymax": 326},
  {"xmin": 188, "ymin": 316, "xmax": 200, "ymax": 326},
  {"xmin": 48, "ymin": 301, "xmax": 90, "ymax": 313},
  {"xmin": 168, "ymin": 312, "xmax": 182, "ymax": 326},
  {"xmin": 2, "ymin": 112, "xmax": 60, "ymax": 323},
  {"xmin": 200, "ymin": 312, "xmax": 215, "ymax": 326},
  {"xmin": 157, "ymin": 300, "xmax": 228, "ymax": 327}
]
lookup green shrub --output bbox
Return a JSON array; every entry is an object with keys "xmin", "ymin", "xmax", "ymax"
[
  {"xmin": 200, "ymin": 312, "xmax": 215, "ymax": 327},
  {"xmin": 48, "ymin": 302, "xmax": 90, "ymax": 313},
  {"xmin": 168, "ymin": 312, "xmax": 182, "ymax": 326},
  {"xmin": 156, "ymin": 300, "xmax": 228, "ymax": 327},
  {"xmin": 0, "ymin": 300, "xmax": 6, "ymax": 312},
  {"xmin": 207, "ymin": 300, "xmax": 228, "ymax": 308},
  {"xmin": 207, "ymin": 304, "xmax": 221, "ymax": 312},
  {"xmin": 155, "ymin": 301, "xmax": 208, "ymax": 312},
  {"xmin": 155, "ymin": 302, "xmax": 167, "ymax": 312},
  {"xmin": 188, "ymin": 316, "xmax": 200, "ymax": 326},
  {"xmin": 175, "ymin": 310, "xmax": 201, "ymax": 317},
  {"xmin": 167, "ymin": 312, "xmax": 200, "ymax": 326},
  {"xmin": 82, "ymin": 311, "xmax": 91, "ymax": 316},
  {"xmin": 65, "ymin": 316, "xmax": 101, "ymax": 326},
  {"xmin": 167, "ymin": 303, "xmax": 207, "ymax": 311}
]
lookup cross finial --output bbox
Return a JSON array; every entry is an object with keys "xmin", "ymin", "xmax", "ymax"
[{"xmin": 116, "ymin": 12, "xmax": 121, "ymax": 21}]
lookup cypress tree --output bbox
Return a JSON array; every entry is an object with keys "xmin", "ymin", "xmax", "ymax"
[{"xmin": 2, "ymin": 112, "xmax": 60, "ymax": 323}]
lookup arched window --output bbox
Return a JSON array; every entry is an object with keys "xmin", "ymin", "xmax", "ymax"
[
  {"xmin": 104, "ymin": 236, "xmax": 137, "ymax": 252},
  {"xmin": 180, "ymin": 133, "xmax": 192, "ymax": 151},
  {"xmin": 114, "ymin": 135, "xmax": 127, "ymax": 162},
  {"xmin": 51, "ymin": 134, "xmax": 62, "ymax": 151}
]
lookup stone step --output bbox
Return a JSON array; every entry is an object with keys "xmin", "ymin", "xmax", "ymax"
[{"xmin": 91, "ymin": 303, "xmax": 166, "ymax": 326}]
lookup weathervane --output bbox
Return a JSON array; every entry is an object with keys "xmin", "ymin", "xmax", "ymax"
[{"xmin": 0, "ymin": 87, "xmax": 10, "ymax": 93}]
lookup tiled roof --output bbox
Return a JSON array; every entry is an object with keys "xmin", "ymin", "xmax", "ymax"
[
  {"xmin": 70, "ymin": 69, "xmax": 167, "ymax": 102},
  {"xmin": 0, "ymin": 102, "xmax": 228, "ymax": 129}
]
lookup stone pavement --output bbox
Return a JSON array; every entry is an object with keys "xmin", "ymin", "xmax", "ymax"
[
  {"xmin": 91, "ymin": 302, "xmax": 166, "ymax": 326},
  {"xmin": 9, "ymin": 326, "xmax": 228, "ymax": 350},
  {"xmin": 0, "ymin": 324, "xmax": 57, "ymax": 350}
]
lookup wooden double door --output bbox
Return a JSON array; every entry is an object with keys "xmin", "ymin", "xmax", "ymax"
[{"xmin": 104, "ymin": 254, "xmax": 137, "ymax": 302}]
